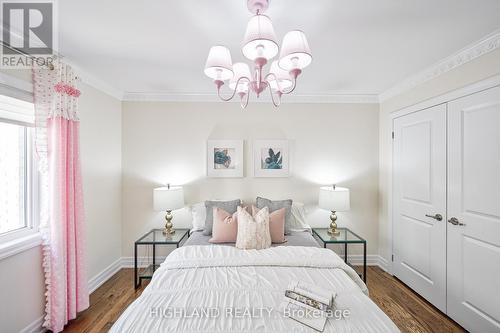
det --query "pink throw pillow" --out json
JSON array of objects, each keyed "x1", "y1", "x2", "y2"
[
  {"x1": 252, "y1": 206, "x2": 286, "y2": 244},
  {"x1": 209, "y1": 207, "x2": 240, "y2": 243}
]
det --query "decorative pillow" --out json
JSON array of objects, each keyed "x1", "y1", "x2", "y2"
[
  {"x1": 256, "y1": 197, "x2": 293, "y2": 234},
  {"x1": 236, "y1": 206, "x2": 271, "y2": 250},
  {"x1": 203, "y1": 199, "x2": 241, "y2": 235},
  {"x1": 289, "y1": 202, "x2": 312, "y2": 232},
  {"x1": 252, "y1": 206, "x2": 286, "y2": 243},
  {"x1": 190, "y1": 202, "x2": 206, "y2": 231},
  {"x1": 209, "y1": 207, "x2": 240, "y2": 243}
]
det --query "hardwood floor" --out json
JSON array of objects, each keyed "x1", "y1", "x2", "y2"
[
  {"x1": 62, "y1": 267, "x2": 466, "y2": 333},
  {"x1": 62, "y1": 269, "x2": 145, "y2": 333},
  {"x1": 367, "y1": 267, "x2": 465, "y2": 333}
]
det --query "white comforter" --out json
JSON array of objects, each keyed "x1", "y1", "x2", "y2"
[{"x1": 110, "y1": 246, "x2": 399, "y2": 333}]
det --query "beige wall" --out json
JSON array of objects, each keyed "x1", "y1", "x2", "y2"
[
  {"x1": 0, "y1": 70, "x2": 122, "y2": 332},
  {"x1": 79, "y1": 82, "x2": 122, "y2": 279},
  {"x1": 0, "y1": 246, "x2": 45, "y2": 333},
  {"x1": 122, "y1": 101, "x2": 380, "y2": 257},
  {"x1": 377, "y1": 47, "x2": 500, "y2": 264}
]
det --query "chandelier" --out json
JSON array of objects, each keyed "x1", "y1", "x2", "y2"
[{"x1": 204, "y1": 0, "x2": 312, "y2": 108}]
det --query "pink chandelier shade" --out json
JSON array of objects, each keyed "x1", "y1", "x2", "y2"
[
  {"x1": 204, "y1": 46, "x2": 234, "y2": 81},
  {"x1": 229, "y1": 62, "x2": 252, "y2": 93},
  {"x1": 278, "y1": 30, "x2": 312, "y2": 71},
  {"x1": 204, "y1": 0, "x2": 311, "y2": 108},
  {"x1": 242, "y1": 14, "x2": 279, "y2": 61},
  {"x1": 267, "y1": 61, "x2": 292, "y2": 92}
]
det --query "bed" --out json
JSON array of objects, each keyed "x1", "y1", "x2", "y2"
[{"x1": 110, "y1": 243, "x2": 399, "y2": 332}]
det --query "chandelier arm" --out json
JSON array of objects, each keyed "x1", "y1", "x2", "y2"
[
  {"x1": 263, "y1": 72, "x2": 298, "y2": 95},
  {"x1": 263, "y1": 72, "x2": 283, "y2": 92},
  {"x1": 280, "y1": 75, "x2": 298, "y2": 95},
  {"x1": 266, "y1": 81, "x2": 282, "y2": 107},
  {"x1": 217, "y1": 76, "x2": 251, "y2": 102},
  {"x1": 240, "y1": 90, "x2": 250, "y2": 109}
]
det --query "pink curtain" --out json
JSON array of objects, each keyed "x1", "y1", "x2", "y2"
[{"x1": 33, "y1": 62, "x2": 89, "y2": 332}]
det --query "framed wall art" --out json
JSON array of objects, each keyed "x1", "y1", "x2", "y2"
[
  {"x1": 207, "y1": 139, "x2": 244, "y2": 178},
  {"x1": 253, "y1": 139, "x2": 289, "y2": 177}
]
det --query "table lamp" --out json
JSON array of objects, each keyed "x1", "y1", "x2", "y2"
[
  {"x1": 153, "y1": 185, "x2": 185, "y2": 235},
  {"x1": 318, "y1": 185, "x2": 350, "y2": 236}
]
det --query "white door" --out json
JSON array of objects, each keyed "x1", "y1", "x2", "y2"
[
  {"x1": 447, "y1": 85, "x2": 500, "y2": 332},
  {"x1": 393, "y1": 104, "x2": 447, "y2": 312}
]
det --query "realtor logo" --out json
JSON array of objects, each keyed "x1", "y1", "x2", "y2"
[{"x1": 1, "y1": 0, "x2": 56, "y2": 68}]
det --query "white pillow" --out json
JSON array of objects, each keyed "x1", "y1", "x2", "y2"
[
  {"x1": 189, "y1": 202, "x2": 206, "y2": 232},
  {"x1": 190, "y1": 200, "x2": 242, "y2": 233},
  {"x1": 289, "y1": 202, "x2": 312, "y2": 232},
  {"x1": 236, "y1": 206, "x2": 271, "y2": 250}
]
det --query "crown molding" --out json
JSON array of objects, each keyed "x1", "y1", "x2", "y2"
[
  {"x1": 79, "y1": 71, "x2": 124, "y2": 101},
  {"x1": 379, "y1": 28, "x2": 500, "y2": 102},
  {"x1": 122, "y1": 91, "x2": 380, "y2": 104}
]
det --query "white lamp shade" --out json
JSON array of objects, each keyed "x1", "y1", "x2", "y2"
[
  {"x1": 278, "y1": 30, "x2": 312, "y2": 71},
  {"x1": 153, "y1": 186, "x2": 185, "y2": 211},
  {"x1": 229, "y1": 62, "x2": 251, "y2": 92},
  {"x1": 268, "y1": 61, "x2": 293, "y2": 91},
  {"x1": 204, "y1": 45, "x2": 234, "y2": 81},
  {"x1": 318, "y1": 186, "x2": 350, "y2": 212},
  {"x1": 242, "y1": 14, "x2": 279, "y2": 61}
]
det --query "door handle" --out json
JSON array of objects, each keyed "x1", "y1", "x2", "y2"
[
  {"x1": 425, "y1": 214, "x2": 443, "y2": 221},
  {"x1": 448, "y1": 217, "x2": 466, "y2": 226}
]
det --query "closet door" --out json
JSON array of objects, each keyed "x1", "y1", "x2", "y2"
[
  {"x1": 393, "y1": 104, "x2": 447, "y2": 312},
  {"x1": 447, "y1": 85, "x2": 500, "y2": 332}
]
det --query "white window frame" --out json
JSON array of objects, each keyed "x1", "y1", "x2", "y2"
[{"x1": 0, "y1": 89, "x2": 41, "y2": 260}]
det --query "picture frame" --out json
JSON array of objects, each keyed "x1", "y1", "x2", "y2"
[
  {"x1": 253, "y1": 139, "x2": 289, "y2": 177},
  {"x1": 207, "y1": 139, "x2": 244, "y2": 178}
]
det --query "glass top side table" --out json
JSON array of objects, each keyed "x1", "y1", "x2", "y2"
[
  {"x1": 134, "y1": 228, "x2": 190, "y2": 288},
  {"x1": 312, "y1": 227, "x2": 367, "y2": 283}
]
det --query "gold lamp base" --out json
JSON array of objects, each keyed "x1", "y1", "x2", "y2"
[
  {"x1": 163, "y1": 210, "x2": 175, "y2": 235},
  {"x1": 327, "y1": 210, "x2": 340, "y2": 236}
]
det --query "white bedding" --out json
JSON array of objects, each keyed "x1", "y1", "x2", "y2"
[{"x1": 111, "y1": 246, "x2": 399, "y2": 332}]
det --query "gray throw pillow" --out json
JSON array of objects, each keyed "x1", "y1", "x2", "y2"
[
  {"x1": 203, "y1": 199, "x2": 241, "y2": 235},
  {"x1": 256, "y1": 197, "x2": 293, "y2": 234}
]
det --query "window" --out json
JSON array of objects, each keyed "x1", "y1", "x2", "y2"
[
  {"x1": 0, "y1": 94, "x2": 39, "y2": 251},
  {"x1": 0, "y1": 121, "x2": 27, "y2": 234}
]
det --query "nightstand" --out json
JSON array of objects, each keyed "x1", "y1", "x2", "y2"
[
  {"x1": 134, "y1": 228, "x2": 190, "y2": 289},
  {"x1": 312, "y1": 227, "x2": 367, "y2": 283}
]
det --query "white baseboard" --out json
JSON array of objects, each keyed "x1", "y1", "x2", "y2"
[
  {"x1": 377, "y1": 256, "x2": 389, "y2": 272},
  {"x1": 121, "y1": 256, "x2": 167, "y2": 268},
  {"x1": 344, "y1": 254, "x2": 382, "y2": 266},
  {"x1": 19, "y1": 316, "x2": 45, "y2": 333},
  {"x1": 88, "y1": 257, "x2": 123, "y2": 293}
]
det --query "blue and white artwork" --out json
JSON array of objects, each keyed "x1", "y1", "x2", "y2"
[
  {"x1": 214, "y1": 148, "x2": 235, "y2": 169},
  {"x1": 254, "y1": 140, "x2": 289, "y2": 177},
  {"x1": 207, "y1": 140, "x2": 244, "y2": 178},
  {"x1": 261, "y1": 148, "x2": 283, "y2": 169}
]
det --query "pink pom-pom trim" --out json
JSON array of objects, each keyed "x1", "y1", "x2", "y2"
[{"x1": 54, "y1": 82, "x2": 81, "y2": 97}]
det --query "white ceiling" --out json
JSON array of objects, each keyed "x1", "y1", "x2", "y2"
[{"x1": 58, "y1": 0, "x2": 500, "y2": 98}]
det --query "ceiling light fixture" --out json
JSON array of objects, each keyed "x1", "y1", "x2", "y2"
[{"x1": 204, "y1": 0, "x2": 312, "y2": 108}]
